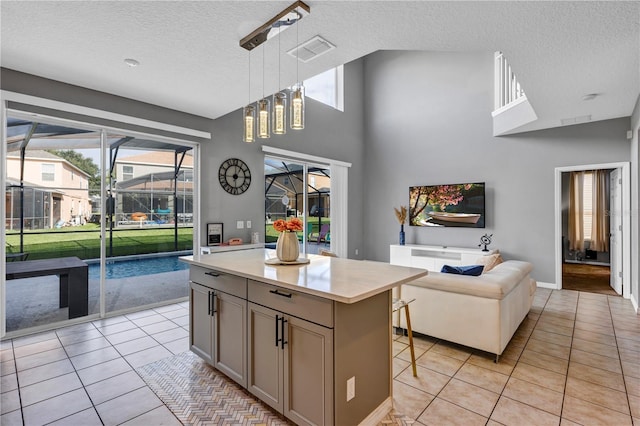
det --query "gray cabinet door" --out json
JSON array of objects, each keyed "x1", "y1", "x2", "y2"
[
  {"x1": 213, "y1": 291, "x2": 247, "y2": 388},
  {"x1": 247, "y1": 301, "x2": 334, "y2": 426},
  {"x1": 247, "y1": 302, "x2": 284, "y2": 413},
  {"x1": 284, "y1": 315, "x2": 334, "y2": 426},
  {"x1": 190, "y1": 282, "x2": 213, "y2": 364}
]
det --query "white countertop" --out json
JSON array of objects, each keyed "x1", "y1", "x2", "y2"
[{"x1": 180, "y1": 249, "x2": 428, "y2": 304}]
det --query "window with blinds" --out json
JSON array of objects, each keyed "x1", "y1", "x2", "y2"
[
  {"x1": 41, "y1": 163, "x2": 55, "y2": 181},
  {"x1": 583, "y1": 171, "x2": 593, "y2": 240}
]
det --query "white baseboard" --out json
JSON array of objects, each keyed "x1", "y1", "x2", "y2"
[
  {"x1": 536, "y1": 281, "x2": 559, "y2": 290},
  {"x1": 632, "y1": 295, "x2": 639, "y2": 313},
  {"x1": 358, "y1": 397, "x2": 392, "y2": 426}
]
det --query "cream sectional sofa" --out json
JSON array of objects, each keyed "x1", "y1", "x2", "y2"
[{"x1": 398, "y1": 260, "x2": 536, "y2": 361}]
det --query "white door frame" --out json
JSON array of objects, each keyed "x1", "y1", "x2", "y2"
[
  {"x1": 609, "y1": 168, "x2": 623, "y2": 294},
  {"x1": 554, "y1": 162, "x2": 631, "y2": 299}
]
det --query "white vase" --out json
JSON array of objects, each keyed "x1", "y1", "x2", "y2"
[{"x1": 276, "y1": 231, "x2": 299, "y2": 262}]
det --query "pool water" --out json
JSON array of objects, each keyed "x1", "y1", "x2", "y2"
[{"x1": 88, "y1": 256, "x2": 189, "y2": 280}]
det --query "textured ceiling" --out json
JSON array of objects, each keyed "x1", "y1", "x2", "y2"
[{"x1": 1, "y1": 1, "x2": 638, "y2": 133}]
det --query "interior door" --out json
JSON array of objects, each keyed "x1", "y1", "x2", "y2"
[{"x1": 609, "y1": 168, "x2": 622, "y2": 295}]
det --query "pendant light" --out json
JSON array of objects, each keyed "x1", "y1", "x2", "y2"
[
  {"x1": 272, "y1": 21, "x2": 287, "y2": 135},
  {"x1": 243, "y1": 52, "x2": 255, "y2": 143},
  {"x1": 290, "y1": 8, "x2": 305, "y2": 130},
  {"x1": 257, "y1": 45, "x2": 271, "y2": 139},
  {"x1": 239, "y1": 2, "x2": 310, "y2": 140}
]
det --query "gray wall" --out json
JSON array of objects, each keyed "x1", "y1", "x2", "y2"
[
  {"x1": 200, "y1": 60, "x2": 366, "y2": 252},
  {"x1": 1, "y1": 64, "x2": 366, "y2": 257},
  {"x1": 362, "y1": 51, "x2": 631, "y2": 284},
  {"x1": 2, "y1": 57, "x2": 636, "y2": 290},
  {"x1": 1, "y1": 68, "x2": 210, "y2": 144}
]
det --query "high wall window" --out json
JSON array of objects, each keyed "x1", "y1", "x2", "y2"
[
  {"x1": 41, "y1": 163, "x2": 55, "y2": 181},
  {"x1": 305, "y1": 65, "x2": 344, "y2": 112}
]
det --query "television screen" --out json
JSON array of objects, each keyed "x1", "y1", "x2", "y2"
[{"x1": 409, "y1": 182, "x2": 485, "y2": 228}]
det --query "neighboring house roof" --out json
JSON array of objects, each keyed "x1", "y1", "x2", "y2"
[
  {"x1": 7, "y1": 150, "x2": 93, "y2": 178},
  {"x1": 117, "y1": 150, "x2": 193, "y2": 168}
]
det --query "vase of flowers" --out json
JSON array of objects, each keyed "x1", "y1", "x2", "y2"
[
  {"x1": 394, "y1": 206, "x2": 407, "y2": 246},
  {"x1": 273, "y1": 218, "x2": 303, "y2": 261}
]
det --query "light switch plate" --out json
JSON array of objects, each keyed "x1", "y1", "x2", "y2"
[
  {"x1": 346, "y1": 376, "x2": 355, "y2": 401},
  {"x1": 236, "y1": 220, "x2": 244, "y2": 229},
  {"x1": 246, "y1": 220, "x2": 252, "y2": 228}
]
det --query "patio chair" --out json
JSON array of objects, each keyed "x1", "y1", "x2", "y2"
[
  {"x1": 316, "y1": 224, "x2": 330, "y2": 244},
  {"x1": 306, "y1": 222, "x2": 314, "y2": 241}
]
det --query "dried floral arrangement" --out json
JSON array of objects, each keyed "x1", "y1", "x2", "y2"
[{"x1": 394, "y1": 206, "x2": 407, "y2": 225}]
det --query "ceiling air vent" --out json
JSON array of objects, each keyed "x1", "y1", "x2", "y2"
[{"x1": 288, "y1": 35, "x2": 335, "y2": 63}]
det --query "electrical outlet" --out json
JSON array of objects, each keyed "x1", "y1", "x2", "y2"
[
  {"x1": 355, "y1": 248, "x2": 359, "y2": 255},
  {"x1": 246, "y1": 220, "x2": 252, "y2": 228},
  {"x1": 236, "y1": 220, "x2": 244, "y2": 229},
  {"x1": 346, "y1": 376, "x2": 355, "y2": 401}
]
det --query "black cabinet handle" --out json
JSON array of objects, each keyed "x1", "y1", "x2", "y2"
[
  {"x1": 275, "y1": 315, "x2": 280, "y2": 347},
  {"x1": 211, "y1": 291, "x2": 217, "y2": 314},
  {"x1": 207, "y1": 291, "x2": 212, "y2": 315},
  {"x1": 205, "y1": 271, "x2": 220, "y2": 277},
  {"x1": 281, "y1": 318, "x2": 288, "y2": 349},
  {"x1": 269, "y1": 289, "x2": 293, "y2": 298}
]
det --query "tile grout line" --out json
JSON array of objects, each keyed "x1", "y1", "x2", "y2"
[
  {"x1": 10, "y1": 305, "x2": 188, "y2": 426},
  {"x1": 557, "y1": 290, "x2": 580, "y2": 424},
  {"x1": 608, "y1": 294, "x2": 634, "y2": 419},
  {"x1": 54, "y1": 319, "x2": 106, "y2": 426},
  {"x1": 483, "y1": 288, "x2": 553, "y2": 424}
]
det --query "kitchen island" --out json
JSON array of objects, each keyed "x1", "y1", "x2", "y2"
[{"x1": 181, "y1": 249, "x2": 427, "y2": 426}]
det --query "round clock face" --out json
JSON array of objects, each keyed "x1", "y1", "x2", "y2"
[{"x1": 218, "y1": 158, "x2": 251, "y2": 195}]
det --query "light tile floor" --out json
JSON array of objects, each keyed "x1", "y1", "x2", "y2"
[
  {"x1": 1, "y1": 288, "x2": 639, "y2": 425},
  {"x1": 390, "y1": 288, "x2": 640, "y2": 425}
]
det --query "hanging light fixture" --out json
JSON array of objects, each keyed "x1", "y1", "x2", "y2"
[
  {"x1": 239, "y1": 1, "x2": 310, "y2": 138},
  {"x1": 272, "y1": 20, "x2": 287, "y2": 135},
  {"x1": 257, "y1": 45, "x2": 271, "y2": 139},
  {"x1": 243, "y1": 52, "x2": 255, "y2": 143},
  {"x1": 290, "y1": 7, "x2": 305, "y2": 130}
]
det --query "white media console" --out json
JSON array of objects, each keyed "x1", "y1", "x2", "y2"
[{"x1": 390, "y1": 244, "x2": 497, "y2": 271}]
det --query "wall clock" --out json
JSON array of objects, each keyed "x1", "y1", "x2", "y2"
[{"x1": 218, "y1": 158, "x2": 251, "y2": 195}]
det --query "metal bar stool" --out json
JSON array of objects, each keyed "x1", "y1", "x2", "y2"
[{"x1": 393, "y1": 298, "x2": 417, "y2": 377}]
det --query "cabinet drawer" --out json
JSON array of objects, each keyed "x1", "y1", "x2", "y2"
[
  {"x1": 248, "y1": 280, "x2": 333, "y2": 328},
  {"x1": 190, "y1": 266, "x2": 247, "y2": 299}
]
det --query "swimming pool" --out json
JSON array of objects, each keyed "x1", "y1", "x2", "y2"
[{"x1": 88, "y1": 255, "x2": 189, "y2": 280}]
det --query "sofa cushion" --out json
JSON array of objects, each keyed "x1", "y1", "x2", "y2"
[
  {"x1": 404, "y1": 260, "x2": 533, "y2": 300},
  {"x1": 475, "y1": 253, "x2": 504, "y2": 273},
  {"x1": 440, "y1": 264, "x2": 484, "y2": 276}
]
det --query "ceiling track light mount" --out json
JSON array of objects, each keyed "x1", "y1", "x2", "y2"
[{"x1": 239, "y1": 1, "x2": 310, "y2": 51}]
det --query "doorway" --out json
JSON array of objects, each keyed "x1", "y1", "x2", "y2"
[
  {"x1": 555, "y1": 162, "x2": 631, "y2": 298},
  {"x1": 264, "y1": 156, "x2": 331, "y2": 255}
]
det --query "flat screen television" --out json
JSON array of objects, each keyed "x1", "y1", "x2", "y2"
[{"x1": 409, "y1": 182, "x2": 485, "y2": 228}]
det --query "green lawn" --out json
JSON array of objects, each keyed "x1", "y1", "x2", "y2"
[
  {"x1": 6, "y1": 224, "x2": 193, "y2": 260},
  {"x1": 264, "y1": 218, "x2": 331, "y2": 243}
]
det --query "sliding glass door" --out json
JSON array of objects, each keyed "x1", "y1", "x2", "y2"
[
  {"x1": 103, "y1": 132, "x2": 193, "y2": 315},
  {"x1": 264, "y1": 156, "x2": 331, "y2": 255},
  {"x1": 3, "y1": 112, "x2": 195, "y2": 336},
  {"x1": 4, "y1": 115, "x2": 103, "y2": 332}
]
